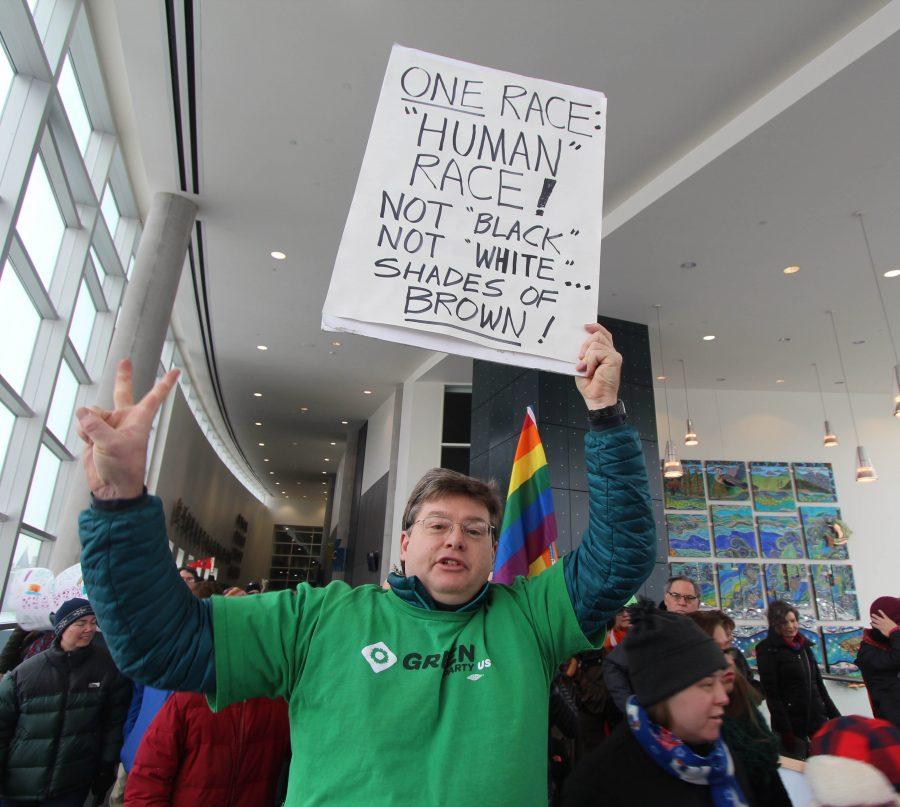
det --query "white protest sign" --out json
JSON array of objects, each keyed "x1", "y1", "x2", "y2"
[
  {"x1": 323, "y1": 45, "x2": 606, "y2": 375},
  {"x1": 10, "y1": 567, "x2": 55, "y2": 630}
]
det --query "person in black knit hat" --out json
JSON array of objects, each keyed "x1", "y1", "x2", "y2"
[
  {"x1": 564, "y1": 602, "x2": 767, "y2": 807},
  {"x1": 0, "y1": 597, "x2": 131, "y2": 806}
]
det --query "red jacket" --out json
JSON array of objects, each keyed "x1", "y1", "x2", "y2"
[{"x1": 124, "y1": 692, "x2": 289, "y2": 806}]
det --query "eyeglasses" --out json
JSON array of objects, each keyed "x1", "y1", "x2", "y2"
[
  {"x1": 411, "y1": 516, "x2": 494, "y2": 540},
  {"x1": 666, "y1": 591, "x2": 698, "y2": 603}
]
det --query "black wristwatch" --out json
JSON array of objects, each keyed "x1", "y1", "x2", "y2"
[{"x1": 587, "y1": 400, "x2": 627, "y2": 431}]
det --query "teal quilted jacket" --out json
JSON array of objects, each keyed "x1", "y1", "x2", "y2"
[{"x1": 80, "y1": 423, "x2": 655, "y2": 693}]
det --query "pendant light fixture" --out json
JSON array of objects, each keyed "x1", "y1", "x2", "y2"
[
  {"x1": 679, "y1": 359, "x2": 698, "y2": 446},
  {"x1": 828, "y1": 310, "x2": 877, "y2": 483},
  {"x1": 811, "y1": 362, "x2": 838, "y2": 448},
  {"x1": 854, "y1": 212, "x2": 900, "y2": 418},
  {"x1": 655, "y1": 305, "x2": 683, "y2": 478}
]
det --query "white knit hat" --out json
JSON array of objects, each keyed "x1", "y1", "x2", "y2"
[{"x1": 806, "y1": 755, "x2": 900, "y2": 807}]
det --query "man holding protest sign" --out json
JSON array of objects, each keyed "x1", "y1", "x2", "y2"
[{"x1": 76, "y1": 322, "x2": 654, "y2": 805}]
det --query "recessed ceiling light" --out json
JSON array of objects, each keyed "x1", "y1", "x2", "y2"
[
  {"x1": 254, "y1": 421, "x2": 262, "y2": 426},
  {"x1": 680, "y1": 261, "x2": 697, "y2": 269},
  {"x1": 883, "y1": 268, "x2": 899, "y2": 278},
  {"x1": 269, "y1": 471, "x2": 274, "y2": 475},
  {"x1": 341, "y1": 420, "x2": 348, "y2": 425},
  {"x1": 256, "y1": 345, "x2": 268, "y2": 351},
  {"x1": 324, "y1": 458, "x2": 330, "y2": 462},
  {"x1": 299, "y1": 406, "x2": 309, "y2": 412},
  {"x1": 330, "y1": 441, "x2": 336, "y2": 446},
  {"x1": 702, "y1": 335, "x2": 716, "y2": 341},
  {"x1": 322, "y1": 482, "x2": 326, "y2": 485},
  {"x1": 258, "y1": 442, "x2": 265, "y2": 446},
  {"x1": 776, "y1": 379, "x2": 785, "y2": 384},
  {"x1": 264, "y1": 458, "x2": 269, "y2": 462},
  {"x1": 253, "y1": 392, "x2": 262, "y2": 398},
  {"x1": 303, "y1": 495, "x2": 307, "y2": 499},
  {"x1": 270, "y1": 251, "x2": 286, "y2": 260},
  {"x1": 297, "y1": 482, "x2": 301, "y2": 485},
  {"x1": 783, "y1": 265, "x2": 800, "y2": 275},
  {"x1": 322, "y1": 471, "x2": 327, "y2": 475},
  {"x1": 656, "y1": 375, "x2": 667, "y2": 381},
  {"x1": 363, "y1": 389, "x2": 373, "y2": 395},
  {"x1": 275, "y1": 482, "x2": 280, "y2": 485},
  {"x1": 331, "y1": 341, "x2": 342, "y2": 347}
]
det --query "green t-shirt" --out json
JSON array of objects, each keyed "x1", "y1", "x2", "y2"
[{"x1": 210, "y1": 561, "x2": 600, "y2": 805}]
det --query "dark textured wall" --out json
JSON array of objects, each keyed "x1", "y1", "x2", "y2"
[
  {"x1": 469, "y1": 315, "x2": 668, "y2": 601},
  {"x1": 347, "y1": 471, "x2": 390, "y2": 586}
]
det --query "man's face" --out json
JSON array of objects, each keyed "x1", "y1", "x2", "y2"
[
  {"x1": 665, "y1": 580, "x2": 700, "y2": 614},
  {"x1": 399, "y1": 494, "x2": 495, "y2": 606},
  {"x1": 179, "y1": 570, "x2": 198, "y2": 590}
]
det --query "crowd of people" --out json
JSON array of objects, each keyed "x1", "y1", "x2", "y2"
[{"x1": 0, "y1": 328, "x2": 895, "y2": 805}]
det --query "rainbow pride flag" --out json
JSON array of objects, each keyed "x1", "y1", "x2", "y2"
[{"x1": 492, "y1": 407, "x2": 558, "y2": 584}]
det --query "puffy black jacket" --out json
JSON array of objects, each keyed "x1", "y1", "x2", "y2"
[
  {"x1": 855, "y1": 629, "x2": 900, "y2": 728},
  {"x1": 0, "y1": 639, "x2": 131, "y2": 800},
  {"x1": 756, "y1": 630, "x2": 839, "y2": 738}
]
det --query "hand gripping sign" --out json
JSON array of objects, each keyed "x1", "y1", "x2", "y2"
[{"x1": 323, "y1": 45, "x2": 606, "y2": 375}]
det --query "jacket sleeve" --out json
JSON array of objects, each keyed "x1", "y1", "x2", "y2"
[
  {"x1": 813, "y1": 655, "x2": 840, "y2": 720},
  {"x1": 756, "y1": 646, "x2": 791, "y2": 733},
  {"x1": 857, "y1": 631, "x2": 900, "y2": 670},
  {"x1": 0, "y1": 673, "x2": 18, "y2": 771},
  {"x1": 124, "y1": 696, "x2": 185, "y2": 805},
  {"x1": 601, "y1": 643, "x2": 632, "y2": 713},
  {"x1": 563, "y1": 424, "x2": 656, "y2": 638},
  {"x1": 0, "y1": 628, "x2": 28, "y2": 675},
  {"x1": 100, "y1": 672, "x2": 135, "y2": 765},
  {"x1": 79, "y1": 496, "x2": 215, "y2": 693},
  {"x1": 122, "y1": 682, "x2": 144, "y2": 745}
]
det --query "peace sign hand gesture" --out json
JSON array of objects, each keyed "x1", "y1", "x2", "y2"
[{"x1": 75, "y1": 359, "x2": 180, "y2": 500}]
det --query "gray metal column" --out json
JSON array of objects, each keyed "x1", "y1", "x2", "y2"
[{"x1": 51, "y1": 193, "x2": 197, "y2": 571}]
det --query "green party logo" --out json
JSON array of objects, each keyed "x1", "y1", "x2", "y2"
[{"x1": 361, "y1": 641, "x2": 398, "y2": 673}]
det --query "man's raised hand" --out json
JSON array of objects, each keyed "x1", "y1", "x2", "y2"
[
  {"x1": 575, "y1": 323, "x2": 622, "y2": 410},
  {"x1": 75, "y1": 359, "x2": 179, "y2": 500}
]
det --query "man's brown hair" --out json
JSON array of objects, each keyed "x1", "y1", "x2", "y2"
[{"x1": 402, "y1": 468, "x2": 503, "y2": 538}]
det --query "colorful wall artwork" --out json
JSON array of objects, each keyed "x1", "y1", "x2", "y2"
[
  {"x1": 801, "y1": 506, "x2": 849, "y2": 560},
  {"x1": 663, "y1": 460, "x2": 706, "y2": 510},
  {"x1": 669, "y1": 562, "x2": 717, "y2": 608},
  {"x1": 666, "y1": 514, "x2": 712, "y2": 557},
  {"x1": 792, "y1": 463, "x2": 837, "y2": 504},
  {"x1": 717, "y1": 563, "x2": 764, "y2": 619},
  {"x1": 800, "y1": 625, "x2": 825, "y2": 668},
  {"x1": 731, "y1": 626, "x2": 767, "y2": 671},
  {"x1": 813, "y1": 564, "x2": 859, "y2": 620},
  {"x1": 704, "y1": 461, "x2": 750, "y2": 502},
  {"x1": 822, "y1": 626, "x2": 863, "y2": 679},
  {"x1": 711, "y1": 505, "x2": 757, "y2": 558},
  {"x1": 757, "y1": 514, "x2": 804, "y2": 559},
  {"x1": 764, "y1": 563, "x2": 812, "y2": 612},
  {"x1": 749, "y1": 462, "x2": 795, "y2": 512}
]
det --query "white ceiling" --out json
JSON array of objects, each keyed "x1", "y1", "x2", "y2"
[{"x1": 90, "y1": 1, "x2": 900, "y2": 495}]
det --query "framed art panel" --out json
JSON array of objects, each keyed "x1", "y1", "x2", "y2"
[
  {"x1": 764, "y1": 563, "x2": 813, "y2": 613},
  {"x1": 717, "y1": 563, "x2": 764, "y2": 620},
  {"x1": 704, "y1": 461, "x2": 750, "y2": 502},
  {"x1": 801, "y1": 506, "x2": 849, "y2": 560},
  {"x1": 731, "y1": 626, "x2": 767, "y2": 671},
  {"x1": 792, "y1": 462, "x2": 837, "y2": 504},
  {"x1": 666, "y1": 514, "x2": 712, "y2": 558},
  {"x1": 749, "y1": 462, "x2": 796, "y2": 512},
  {"x1": 669, "y1": 562, "x2": 717, "y2": 608},
  {"x1": 757, "y1": 514, "x2": 804, "y2": 559},
  {"x1": 800, "y1": 624, "x2": 825, "y2": 669},
  {"x1": 812, "y1": 564, "x2": 859, "y2": 620},
  {"x1": 663, "y1": 460, "x2": 706, "y2": 510},
  {"x1": 711, "y1": 505, "x2": 758, "y2": 558},
  {"x1": 822, "y1": 626, "x2": 863, "y2": 679}
]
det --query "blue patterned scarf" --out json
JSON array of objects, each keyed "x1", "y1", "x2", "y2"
[{"x1": 626, "y1": 697, "x2": 749, "y2": 807}]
